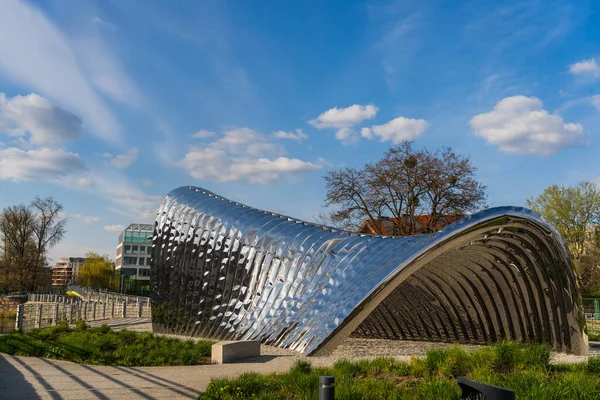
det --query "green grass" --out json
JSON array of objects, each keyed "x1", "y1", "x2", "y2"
[
  {"x1": 199, "y1": 342, "x2": 600, "y2": 400},
  {"x1": 0, "y1": 321, "x2": 214, "y2": 366}
]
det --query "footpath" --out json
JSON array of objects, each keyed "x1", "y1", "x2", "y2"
[{"x1": 0, "y1": 352, "x2": 296, "y2": 400}]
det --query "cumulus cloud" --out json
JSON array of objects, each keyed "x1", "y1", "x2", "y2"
[
  {"x1": 470, "y1": 96, "x2": 585, "y2": 156},
  {"x1": 309, "y1": 104, "x2": 378, "y2": 144},
  {"x1": 104, "y1": 225, "x2": 125, "y2": 232},
  {"x1": 190, "y1": 129, "x2": 216, "y2": 139},
  {"x1": 69, "y1": 214, "x2": 101, "y2": 223},
  {"x1": 179, "y1": 127, "x2": 321, "y2": 184},
  {"x1": 212, "y1": 127, "x2": 279, "y2": 156},
  {"x1": 179, "y1": 148, "x2": 321, "y2": 184},
  {"x1": 0, "y1": 147, "x2": 85, "y2": 181},
  {"x1": 0, "y1": 92, "x2": 83, "y2": 146},
  {"x1": 361, "y1": 117, "x2": 428, "y2": 143},
  {"x1": 569, "y1": 58, "x2": 600, "y2": 76},
  {"x1": 103, "y1": 148, "x2": 139, "y2": 169},
  {"x1": 273, "y1": 129, "x2": 308, "y2": 142}
]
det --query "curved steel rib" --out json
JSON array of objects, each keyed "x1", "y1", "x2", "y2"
[{"x1": 150, "y1": 186, "x2": 587, "y2": 355}]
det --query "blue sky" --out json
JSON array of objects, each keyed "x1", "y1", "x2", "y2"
[{"x1": 0, "y1": 0, "x2": 599, "y2": 263}]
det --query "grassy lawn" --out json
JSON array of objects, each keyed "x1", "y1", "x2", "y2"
[
  {"x1": 200, "y1": 342, "x2": 600, "y2": 400},
  {"x1": 0, "y1": 321, "x2": 214, "y2": 366}
]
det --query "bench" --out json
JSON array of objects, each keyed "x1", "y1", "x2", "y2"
[{"x1": 211, "y1": 340, "x2": 261, "y2": 364}]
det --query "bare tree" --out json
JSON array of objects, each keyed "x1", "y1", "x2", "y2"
[
  {"x1": 0, "y1": 205, "x2": 36, "y2": 291},
  {"x1": 30, "y1": 197, "x2": 67, "y2": 291},
  {"x1": 0, "y1": 197, "x2": 66, "y2": 292},
  {"x1": 322, "y1": 141, "x2": 487, "y2": 235},
  {"x1": 323, "y1": 167, "x2": 386, "y2": 232}
]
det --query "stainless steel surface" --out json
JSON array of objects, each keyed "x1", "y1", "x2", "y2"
[{"x1": 150, "y1": 186, "x2": 587, "y2": 355}]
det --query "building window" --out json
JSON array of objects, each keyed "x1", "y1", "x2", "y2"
[
  {"x1": 124, "y1": 245, "x2": 131, "y2": 254},
  {"x1": 124, "y1": 256, "x2": 137, "y2": 265},
  {"x1": 146, "y1": 257, "x2": 152, "y2": 266},
  {"x1": 147, "y1": 246, "x2": 153, "y2": 256},
  {"x1": 132, "y1": 245, "x2": 139, "y2": 254},
  {"x1": 139, "y1": 246, "x2": 145, "y2": 255},
  {"x1": 139, "y1": 268, "x2": 151, "y2": 277},
  {"x1": 138, "y1": 257, "x2": 145, "y2": 266}
]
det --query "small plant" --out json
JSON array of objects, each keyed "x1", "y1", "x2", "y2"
[{"x1": 75, "y1": 320, "x2": 88, "y2": 331}]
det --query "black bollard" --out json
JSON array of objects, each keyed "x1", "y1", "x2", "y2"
[
  {"x1": 319, "y1": 376, "x2": 335, "y2": 400},
  {"x1": 458, "y1": 377, "x2": 515, "y2": 400}
]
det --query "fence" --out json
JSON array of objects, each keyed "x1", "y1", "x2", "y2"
[
  {"x1": 28, "y1": 292, "x2": 150, "y2": 307},
  {"x1": 0, "y1": 294, "x2": 151, "y2": 334},
  {"x1": 64, "y1": 286, "x2": 151, "y2": 307}
]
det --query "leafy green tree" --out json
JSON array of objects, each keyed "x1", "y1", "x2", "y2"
[
  {"x1": 77, "y1": 252, "x2": 116, "y2": 290},
  {"x1": 526, "y1": 182, "x2": 600, "y2": 260}
]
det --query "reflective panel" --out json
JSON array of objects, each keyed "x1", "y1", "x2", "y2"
[{"x1": 150, "y1": 186, "x2": 587, "y2": 356}]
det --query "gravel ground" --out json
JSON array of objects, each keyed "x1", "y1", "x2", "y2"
[{"x1": 85, "y1": 318, "x2": 598, "y2": 365}]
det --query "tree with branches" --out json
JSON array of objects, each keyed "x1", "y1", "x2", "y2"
[
  {"x1": 0, "y1": 197, "x2": 66, "y2": 292},
  {"x1": 526, "y1": 182, "x2": 600, "y2": 261},
  {"x1": 321, "y1": 141, "x2": 487, "y2": 235}
]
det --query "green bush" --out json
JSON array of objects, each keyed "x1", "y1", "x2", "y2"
[
  {"x1": 199, "y1": 342, "x2": 599, "y2": 400},
  {"x1": 0, "y1": 324, "x2": 214, "y2": 366}
]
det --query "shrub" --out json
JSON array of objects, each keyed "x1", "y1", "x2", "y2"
[
  {"x1": 0, "y1": 325, "x2": 213, "y2": 366},
  {"x1": 75, "y1": 320, "x2": 88, "y2": 331}
]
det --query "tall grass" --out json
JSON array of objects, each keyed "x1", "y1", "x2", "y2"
[
  {"x1": 0, "y1": 321, "x2": 213, "y2": 366},
  {"x1": 199, "y1": 342, "x2": 600, "y2": 400}
]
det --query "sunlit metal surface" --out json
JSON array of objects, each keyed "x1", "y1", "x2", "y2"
[{"x1": 150, "y1": 186, "x2": 587, "y2": 355}]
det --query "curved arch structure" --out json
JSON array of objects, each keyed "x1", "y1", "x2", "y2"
[{"x1": 150, "y1": 186, "x2": 587, "y2": 355}]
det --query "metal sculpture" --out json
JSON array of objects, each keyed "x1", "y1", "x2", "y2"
[{"x1": 150, "y1": 186, "x2": 587, "y2": 356}]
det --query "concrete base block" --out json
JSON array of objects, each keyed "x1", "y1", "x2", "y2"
[{"x1": 211, "y1": 341, "x2": 260, "y2": 364}]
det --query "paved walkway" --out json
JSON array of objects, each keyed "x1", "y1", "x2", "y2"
[{"x1": 0, "y1": 353, "x2": 298, "y2": 399}]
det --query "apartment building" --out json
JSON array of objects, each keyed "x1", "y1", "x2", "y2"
[{"x1": 51, "y1": 257, "x2": 85, "y2": 287}]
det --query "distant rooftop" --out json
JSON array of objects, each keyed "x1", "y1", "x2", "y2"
[{"x1": 125, "y1": 223, "x2": 154, "y2": 231}]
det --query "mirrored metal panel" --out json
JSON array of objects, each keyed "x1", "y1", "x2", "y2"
[{"x1": 150, "y1": 186, "x2": 587, "y2": 356}]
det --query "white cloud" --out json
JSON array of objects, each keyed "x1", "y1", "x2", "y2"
[
  {"x1": 69, "y1": 214, "x2": 101, "y2": 224},
  {"x1": 103, "y1": 148, "x2": 139, "y2": 169},
  {"x1": 591, "y1": 95, "x2": 600, "y2": 110},
  {"x1": 104, "y1": 225, "x2": 125, "y2": 232},
  {"x1": 212, "y1": 127, "x2": 279, "y2": 156},
  {"x1": 470, "y1": 96, "x2": 585, "y2": 156},
  {"x1": 310, "y1": 105, "x2": 378, "y2": 129},
  {"x1": 309, "y1": 104, "x2": 378, "y2": 145},
  {"x1": 179, "y1": 148, "x2": 321, "y2": 184},
  {"x1": 0, "y1": 147, "x2": 85, "y2": 181},
  {"x1": 190, "y1": 129, "x2": 216, "y2": 139},
  {"x1": 273, "y1": 129, "x2": 308, "y2": 142},
  {"x1": 0, "y1": 92, "x2": 83, "y2": 146},
  {"x1": 0, "y1": 1, "x2": 142, "y2": 143},
  {"x1": 569, "y1": 58, "x2": 600, "y2": 76},
  {"x1": 361, "y1": 116, "x2": 428, "y2": 143},
  {"x1": 179, "y1": 127, "x2": 321, "y2": 184}
]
